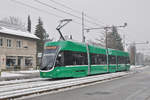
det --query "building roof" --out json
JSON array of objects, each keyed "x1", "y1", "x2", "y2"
[{"x1": 0, "y1": 26, "x2": 39, "y2": 39}]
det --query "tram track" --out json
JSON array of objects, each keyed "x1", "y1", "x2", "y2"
[{"x1": 0, "y1": 72, "x2": 130, "y2": 99}]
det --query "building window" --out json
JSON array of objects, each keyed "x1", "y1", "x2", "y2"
[
  {"x1": 25, "y1": 57, "x2": 33, "y2": 66},
  {"x1": 0, "y1": 38, "x2": 3, "y2": 47},
  {"x1": 7, "y1": 39, "x2": 12, "y2": 47},
  {"x1": 6, "y1": 56, "x2": 16, "y2": 67},
  {"x1": 16, "y1": 40, "x2": 22, "y2": 48}
]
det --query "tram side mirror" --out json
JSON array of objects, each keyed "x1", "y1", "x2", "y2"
[
  {"x1": 57, "y1": 54, "x2": 62, "y2": 60},
  {"x1": 58, "y1": 54, "x2": 62, "y2": 57},
  {"x1": 57, "y1": 54, "x2": 62, "y2": 62},
  {"x1": 56, "y1": 54, "x2": 62, "y2": 66}
]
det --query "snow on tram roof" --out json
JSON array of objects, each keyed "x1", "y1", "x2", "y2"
[{"x1": 0, "y1": 26, "x2": 39, "y2": 39}]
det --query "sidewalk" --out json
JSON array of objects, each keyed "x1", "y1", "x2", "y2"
[{"x1": 0, "y1": 70, "x2": 40, "y2": 81}]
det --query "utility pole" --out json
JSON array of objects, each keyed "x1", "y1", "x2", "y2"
[
  {"x1": 85, "y1": 23, "x2": 127, "y2": 72},
  {"x1": 104, "y1": 27, "x2": 109, "y2": 72},
  {"x1": 82, "y1": 12, "x2": 85, "y2": 42},
  {"x1": 123, "y1": 34, "x2": 126, "y2": 50}
]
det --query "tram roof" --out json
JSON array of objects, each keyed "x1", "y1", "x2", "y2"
[
  {"x1": 108, "y1": 48, "x2": 129, "y2": 56},
  {"x1": 45, "y1": 40, "x2": 129, "y2": 56}
]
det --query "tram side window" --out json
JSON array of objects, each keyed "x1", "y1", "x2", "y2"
[
  {"x1": 91, "y1": 54, "x2": 97, "y2": 64},
  {"x1": 122, "y1": 56, "x2": 126, "y2": 64},
  {"x1": 63, "y1": 51, "x2": 73, "y2": 65},
  {"x1": 117, "y1": 56, "x2": 121, "y2": 64},
  {"x1": 72, "y1": 52, "x2": 87, "y2": 65},
  {"x1": 126, "y1": 57, "x2": 130, "y2": 64},
  {"x1": 63, "y1": 51, "x2": 88, "y2": 66},
  {"x1": 99, "y1": 54, "x2": 107, "y2": 64},
  {"x1": 90, "y1": 53, "x2": 107, "y2": 65},
  {"x1": 124, "y1": 57, "x2": 127, "y2": 64},
  {"x1": 109, "y1": 55, "x2": 116, "y2": 64},
  {"x1": 118, "y1": 56, "x2": 126, "y2": 64},
  {"x1": 118, "y1": 56, "x2": 123, "y2": 64}
]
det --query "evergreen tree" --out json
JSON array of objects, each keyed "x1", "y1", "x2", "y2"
[
  {"x1": 27, "y1": 15, "x2": 31, "y2": 32},
  {"x1": 107, "y1": 26, "x2": 124, "y2": 51},
  {"x1": 35, "y1": 17, "x2": 46, "y2": 53}
]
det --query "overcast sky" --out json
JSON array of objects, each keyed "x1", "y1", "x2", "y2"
[{"x1": 0, "y1": 0, "x2": 150, "y2": 54}]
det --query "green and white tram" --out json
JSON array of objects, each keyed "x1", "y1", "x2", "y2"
[{"x1": 40, "y1": 41, "x2": 130, "y2": 78}]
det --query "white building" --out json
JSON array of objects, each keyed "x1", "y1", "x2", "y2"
[{"x1": 0, "y1": 26, "x2": 39, "y2": 70}]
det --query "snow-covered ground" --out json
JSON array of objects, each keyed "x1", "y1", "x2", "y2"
[
  {"x1": 14, "y1": 70, "x2": 39, "y2": 74},
  {"x1": 130, "y1": 65, "x2": 147, "y2": 68},
  {"x1": 0, "y1": 70, "x2": 39, "y2": 78},
  {"x1": 1, "y1": 72, "x2": 24, "y2": 78},
  {"x1": 130, "y1": 65, "x2": 137, "y2": 69}
]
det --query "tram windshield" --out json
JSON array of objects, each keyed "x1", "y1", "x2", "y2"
[{"x1": 40, "y1": 46, "x2": 58, "y2": 70}]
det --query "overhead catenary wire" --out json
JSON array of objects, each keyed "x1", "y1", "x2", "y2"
[
  {"x1": 48, "y1": 0, "x2": 105, "y2": 25},
  {"x1": 11, "y1": 0, "x2": 65, "y2": 19},
  {"x1": 49, "y1": 0, "x2": 81, "y2": 14},
  {"x1": 11, "y1": 0, "x2": 103, "y2": 28},
  {"x1": 11, "y1": 0, "x2": 91, "y2": 28},
  {"x1": 34, "y1": 0, "x2": 102, "y2": 26},
  {"x1": 84, "y1": 14, "x2": 105, "y2": 25},
  {"x1": 35, "y1": 0, "x2": 81, "y2": 19}
]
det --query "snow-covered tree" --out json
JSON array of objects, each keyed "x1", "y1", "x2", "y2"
[
  {"x1": 107, "y1": 26, "x2": 124, "y2": 51},
  {"x1": 0, "y1": 16, "x2": 26, "y2": 31}
]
